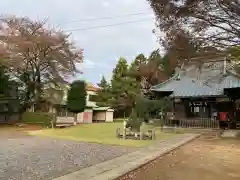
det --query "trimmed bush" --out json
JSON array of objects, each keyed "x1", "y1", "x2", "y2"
[{"x1": 22, "y1": 112, "x2": 56, "y2": 127}]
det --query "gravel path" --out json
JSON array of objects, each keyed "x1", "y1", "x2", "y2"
[{"x1": 0, "y1": 136, "x2": 135, "y2": 180}]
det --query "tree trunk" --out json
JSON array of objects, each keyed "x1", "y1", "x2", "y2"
[
  {"x1": 35, "y1": 70, "x2": 42, "y2": 111},
  {"x1": 74, "y1": 113, "x2": 77, "y2": 126}
]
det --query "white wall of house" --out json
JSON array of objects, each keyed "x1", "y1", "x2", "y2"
[
  {"x1": 106, "y1": 111, "x2": 114, "y2": 122},
  {"x1": 86, "y1": 90, "x2": 97, "y2": 108},
  {"x1": 77, "y1": 112, "x2": 84, "y2": 123}
]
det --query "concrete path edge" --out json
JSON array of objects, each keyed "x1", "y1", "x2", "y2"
[{"x1": 90, "y1": 133, "x2": 201, "y2": 180}]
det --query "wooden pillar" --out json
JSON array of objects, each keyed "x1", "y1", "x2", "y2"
[
  {"x1": 171, "y1": 98, "x2": 175, "y2": 113},
  {"x1": 172, "y1": 98, "x2": 176, "y2": 126}
]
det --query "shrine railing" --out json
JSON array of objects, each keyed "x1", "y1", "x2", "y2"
[{"x1": 160, "y1": 118, "x2": 220, "y2": 129}]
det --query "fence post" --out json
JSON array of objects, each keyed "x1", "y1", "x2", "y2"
[
  {"x1": 51, "y1": 114, "x2": 56, "y2": 129},
  {"x1": 123, "y1": 121, "x2": 127, "y2": 139},
  {"x1": 140, "y1": 123, "x2": 144, "y2": 140},
  {"x1": 116, "y1": 128, "x2": 120, "y2": 138}
]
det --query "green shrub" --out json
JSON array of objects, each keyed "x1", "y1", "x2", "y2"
[
  {"x1": 22, "y1": 112, "x2": 56, "y2": 127},
  {"x1": 127, "y1": 109, "x2": 142, "y2": 132}
]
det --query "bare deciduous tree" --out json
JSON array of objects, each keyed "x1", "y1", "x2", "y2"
[{"x1": 0, "y1": 16, "x2": 83, "y2": 111}]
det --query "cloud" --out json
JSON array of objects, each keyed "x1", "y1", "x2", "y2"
[
  {"x1": 0, "y1": 0, "x2": 159, "y2": 84},
  {"x1": 81, "y1": 59, "x2": 111, "y2": 70},
  {"x1": 102, "y1": 1, "x2": 110, "y2": 8},
  {"x1": 83, "y1": 59, "x2": 96, "y2": 69}
]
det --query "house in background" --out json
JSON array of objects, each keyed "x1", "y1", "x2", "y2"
[{"x1": 55, "y1": 83, "x2": 114, "y2": 124}]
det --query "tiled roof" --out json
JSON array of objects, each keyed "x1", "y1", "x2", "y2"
[
  {"x1": 151, "y1": 71, "x2": 240, "y2": 98},
  {"x1": 86, "y1": 83, "x2": 99, "y2": 92}
]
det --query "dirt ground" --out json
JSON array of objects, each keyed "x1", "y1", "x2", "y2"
[
  {"x1": 0, "y1": 124, "x2": 42, "y2": 138},
  {"x1": 119, "y1": 137, "x2": 240, "y2": 180}
]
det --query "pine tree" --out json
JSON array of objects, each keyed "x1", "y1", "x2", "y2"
[
  {"x1": 111, "y1": 57, "x2": 129, "y2": 106},
  {"x1": 95, "y1": 76, "x2": 112, "y2": 107}
]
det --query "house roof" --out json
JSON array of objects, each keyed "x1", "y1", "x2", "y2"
[
  {"x1": 187, "y1": 53, "x2": 227, "y2": 64},
  {"x1": 151, "y1": 70, "x2": 240, "y2": 98},
  {"x1": 93, "y1": 107, "x2": 114, "y2": 111},
  {"x1": 86, "y1": 83, "x2": 99, "y2": 92}
]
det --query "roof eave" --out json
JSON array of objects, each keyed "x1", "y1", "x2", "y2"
[{"x1": 151, "y1": 73, "x2": 179, "y2": 91}]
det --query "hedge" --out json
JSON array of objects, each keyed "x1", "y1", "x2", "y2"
[{"x1": 22, "y1": 112, "x2": 56, "y2": 127}]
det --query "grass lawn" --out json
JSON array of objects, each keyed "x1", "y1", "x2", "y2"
[
  {"x1": 114, "y1": 118, "x2": 128, "y2": 122},
  {"x1": 28, "y1": 123, "x2": 178, "y2": 147}
]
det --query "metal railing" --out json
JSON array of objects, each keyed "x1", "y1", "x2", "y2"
[{"x1": 160, "y1": 118, "x2": 220, "y2": 129}]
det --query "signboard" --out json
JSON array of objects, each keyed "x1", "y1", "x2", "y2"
[
  {"x1": 202, "y1": 61, "x2": 224, "y2": 71},
  {"x1": 216, "y1": 97, "x2": 229, "y2": 102}
]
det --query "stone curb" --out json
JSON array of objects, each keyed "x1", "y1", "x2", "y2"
[
  {"x1": 52, "y1": 134, "x2": 200, "y2": 180},
  {"x1": 89, "y1": 134, "x2": 200, "y2": 180}
]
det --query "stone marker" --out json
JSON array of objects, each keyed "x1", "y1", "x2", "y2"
[
  {"x1": 140, "y1": 123, "x2": 144, "y2": 140},
  {"x1": 123, "y1": 121, "x2": 127, "y2": 139},
  {"x1": 152, "y1": 128, "x2": 156, "y2": 140},
  {"x1": 116, "y1": 128, "x2": 120, "y2": 138}
]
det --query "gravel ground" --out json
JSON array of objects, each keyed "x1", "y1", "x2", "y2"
[{"x1": 0, "y1": 136, "x2": 134, "y2": 180}]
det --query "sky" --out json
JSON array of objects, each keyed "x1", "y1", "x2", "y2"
[{"x1": 0, "y1": 0, "x2": 160, "y2": 84}]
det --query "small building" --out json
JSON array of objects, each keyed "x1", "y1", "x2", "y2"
[
  {"x1": 151, "y1": 54, "x2": 240, "y2": 129},
  {"x1": 54, "y1": 83, "x2": 114, "y2": 124},
  {"x1": 93, "y1": 107, "x2": 114, "y2": 122}
]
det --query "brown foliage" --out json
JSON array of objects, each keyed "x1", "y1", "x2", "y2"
[
  {"x1": 148, "y1": 0, "x2": 240, "y2": 64},
  {"x1": 133, "y1": 50, "x2": 170, "y2": 95}
]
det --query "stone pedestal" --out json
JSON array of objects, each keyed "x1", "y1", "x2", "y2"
[
  {"x1": 140, "y1": 123, "x2": 145, "y2": 140},
  {"x1": 139, "y1": 132, "x2": 143, "y2": 140}
]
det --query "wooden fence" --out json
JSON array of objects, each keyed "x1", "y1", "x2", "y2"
[{"x1": 160, "y1": 118, "x2": 220, "y2": 129}]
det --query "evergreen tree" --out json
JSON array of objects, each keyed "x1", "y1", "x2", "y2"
[
  {"x1": 229, "y1": 46, "x2": 240, "y2": 73},
  {"x1": 95, "y1": 76, "x2": 112, "y2": 107},
  {"x1": 66, "y1": 80, "x2": 86, "y2": 125},
  {"x1": 0, "y1": 67, "x2": 9, "y2": 95},
  {"x1": 111, "y1": 57, "x2": 129, "y2": 95},
  {"x1": 98, "y1": 76, "x2": 109, "y2": 89},
  {"x1": 110, "y1": 57, "x2": 140, "y2": 116},
  {"x1": 111, "y1": 57, "x2": 129, "y2": 109},
  {"x1": 133, "y1": 54, "x2": 148, "y2": 68}
]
